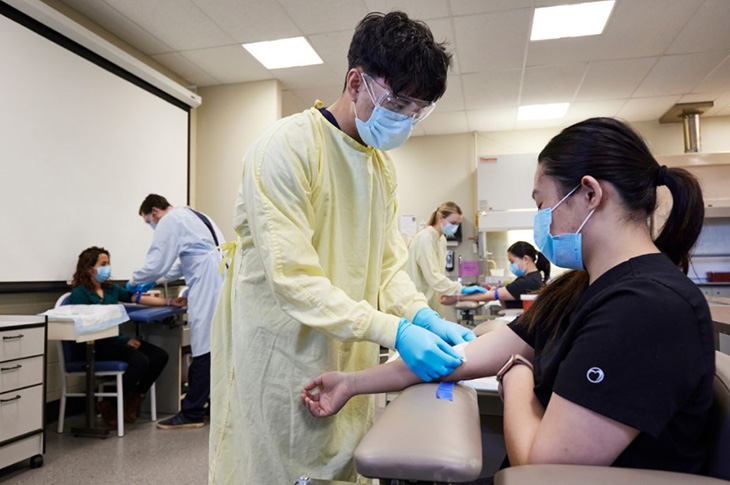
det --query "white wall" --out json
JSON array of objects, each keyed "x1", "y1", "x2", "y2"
[{"x1": 193, "y1": 80, "x2": 281, "y2": 241}]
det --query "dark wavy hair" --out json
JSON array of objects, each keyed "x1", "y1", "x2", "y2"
[
  {"x1": 521, "y1": 118, "x2": 704, "y2": 339},
  {"x1": 139, "y1": 193, "x2": 171, "y2": 216},
  {"x1": 347, "y1": 11, "x2": 452, "y2": 102},
  {"x1": 71, "y1": 246, "x2": 110, "y2": 291},
  {"x1": 508, "y1": 241, "x2": 550, "y2": 283}
]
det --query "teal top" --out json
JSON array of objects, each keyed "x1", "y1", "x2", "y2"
[{"x1": 69, "y1": 284, "x2": 133, "y2": 342}]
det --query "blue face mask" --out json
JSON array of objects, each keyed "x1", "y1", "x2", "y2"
[
  {"x1": 149, "y1": 221, "x2": 156, "y2": 230},
  {"x1": 509, "y1": 261, "x2": 526, "y2": 277},
  {"x1": 533, "y1": 185, "x2": 594, "y2": 270},
  {"x1": 354, "y1": 104, "x2": 414, "y2": 151},
  {"x1": 441, "y1": 222, "x2": 459, "y2": 237},
  {"x1": 95, "y1": 265, "x2": 111, "y2": 283}
]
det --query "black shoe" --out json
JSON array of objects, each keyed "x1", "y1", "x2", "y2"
[{"x1": 156, "y1": 412, "x2": 204, "y2": 430}]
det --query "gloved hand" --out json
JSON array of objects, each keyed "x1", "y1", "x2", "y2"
[
  {"x1": 135, "y1": 281, "x2": 156, "y2": 293},
  {"x1": 395, "y1": 319, "x2": 464, "y2": 382},
  {"x1": 461, "y1": 285, "x2": 487, "y2": 295},
  {"x1": 125, "y1": 281, "x2": 136, "y2": 293},
  {"x1": 412, "y1": 308, "x2": 476, "y2": 346}
]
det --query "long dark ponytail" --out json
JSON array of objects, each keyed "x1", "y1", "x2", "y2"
[
  {"x1": 507, "y1": 241, "x2": 551, "y2": 282},
  {"x1": 521, "y1": 117, "x2": 704, "y2": 337}
]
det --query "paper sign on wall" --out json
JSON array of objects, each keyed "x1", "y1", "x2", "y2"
[
  {"x1": 460, "y1": 261, "x2": 480, "y2": 276},
  {"x1": 400, "y1": 215, "x2": 417, "y2": 235}
]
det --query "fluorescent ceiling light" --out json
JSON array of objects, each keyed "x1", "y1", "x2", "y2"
[
  {"x1": 531, "y1": 1, "x2": 615, "y2": 41},
  {"x1": 243, "y1": 37, "x2": 323, "y2": 70},
  {"x1": 518, "y1": 103, "x2": 570, "y2": 121}
]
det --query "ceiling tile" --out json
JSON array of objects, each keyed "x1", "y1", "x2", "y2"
[
  {"x1": 617, "y1": 95, "x2": 682, "y2": 122},
  {"x1": 420, "y1": 111, "x2": 468, "y2": 135},
  {"x1": 437, "y1": 74, "x2": 465, "y2": 112},
  {"x1": 667, "y1": 0, "x2": 730, "y2": 55},
  {"x1": 151, "y1": 52, "x2": 220, "y2": 86},
  {"x1": 102, "y1": 0, "x2": 235, "y2": 51},
  {"x1": 364, "y1": 0, "x2": 450, "y2": 20},
  {"x1": 634, "y1": 51, "x2": 728, "y2": 97},
  {"x1": 693, "y1": 54, "x2": 730, "y2": 94},
  {"x1": 190, "y1": 0, "x2": 301, "y2": 44},
  {"x1": 514, "y1": 118, "x2": 571, "y2": 131},
  {"x1": 593, "y1": 0, "x2": 704, "y2": 60},
  {"x1": 453, "y1": 8, "x2": 531, "y2": 73},
  {"x1": 449, "y1": 0, "x2": 532, "y2": 17},
  {"x1": 59, "y1": 0, "x2": 172, "y2": 54},
  {"x1": 527, "y1": 36, "x2": 601, "y2": 67},
  {"x1": 520, "y1": 63, "x2": 588, "y2": 105},
  {"x1": 277, "y1": 0, "x2": 370, "y2": 35},
  {"x1": 273, "y1": 64, "x2": 342, "y2": 90},
  {"x1": 411, "y1": 125, "x2": 427, "y2": 137},
  {"x1": 576, "y1": 57, "x2": 657, "y2": 101},
  {"x1": 467, "y1": 108, "x2": 517, "y2": 132},
  {"x1": 462, "y1": 70, "x2": 521, "y2": 110},
  {"x1": 565, "y1": 100, "x2": 625, "y2": 122},
  {"x1": 307, "y1": 30, "x2": 354, "y2": 80},
  {"x1": 180, "y1": 45, "x2": 273, "y2": 84}
]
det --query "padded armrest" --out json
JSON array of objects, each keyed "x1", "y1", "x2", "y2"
[
  {"x1": 495, "y1": 465, "x2": 728, "y2": 485},
  {"x1": 455, "y1": 301, "x2": 484, "y2": 311},
  {"x1": 474, "y1": 319, "x2": 508, "y2": 337},
  {"x1": 354, "y1": 383, "x2": 482, "y2": 483},
  {"x1": 126, "y1": 306, "x2": 185, "y2": 323}
]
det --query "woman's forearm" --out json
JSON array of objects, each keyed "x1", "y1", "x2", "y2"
[
  {"x1": 350, "y1": 359, "x2": 422, "y2": 396},
  {"x1": 139, "y1": 295, "x2": 168, "y2": 306},
  {"x1": 502, "y1": 366, "x2": 544, "y2": 465}
]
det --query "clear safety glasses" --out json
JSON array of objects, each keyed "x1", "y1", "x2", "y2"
[{"x1": 360, "y1": 71, "x2": 435, "y2": 124}]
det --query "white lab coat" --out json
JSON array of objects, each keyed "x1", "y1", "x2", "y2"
[{"x1": 132, "y1": 207, "x2": 224, "y2": 356}]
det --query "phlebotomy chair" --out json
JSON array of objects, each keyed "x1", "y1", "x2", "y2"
[{"x1": 495, "y1": 351, "x2": 730, "y2": 484}]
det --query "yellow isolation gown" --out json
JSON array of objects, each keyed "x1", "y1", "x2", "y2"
[{"x1": 209, "y1": 105, "x2": 429, "y2": 484}]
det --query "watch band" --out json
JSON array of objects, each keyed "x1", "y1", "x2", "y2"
[{"x1": 495, "y1": 354, "x2": 533, "y2": 384}]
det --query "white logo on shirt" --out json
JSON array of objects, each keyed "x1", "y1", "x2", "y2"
[{"x1": 586, "y1": 367, "x2": 604, "y2": 384}]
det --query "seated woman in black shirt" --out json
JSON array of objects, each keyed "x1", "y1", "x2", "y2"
[
  {"x1": 440, "y1": 241, "x2": 550, "y2": 309},
  {"x1": 301, "y1": 118, "x2": 714, "y2": 475},
  {"x1": 69, "y1": 246, "x2": 186, "y2": 428}
]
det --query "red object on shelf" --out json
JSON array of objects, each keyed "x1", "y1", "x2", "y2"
[{"x1": 707, "y1": 272, "x2": 730, "y2": 283}]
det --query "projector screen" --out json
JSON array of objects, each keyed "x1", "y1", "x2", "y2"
[{"x1": 0, "y1": 5, "x2": 189, "y2": 287}]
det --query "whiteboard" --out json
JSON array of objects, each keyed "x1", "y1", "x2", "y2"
[{"x1": 0, "y1": 10, "x2": 188, "y2": 284}]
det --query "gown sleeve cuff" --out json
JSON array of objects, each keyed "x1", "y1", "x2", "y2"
[{"x1": 365, "y1": 312, "x2": 401, "y2": 349}]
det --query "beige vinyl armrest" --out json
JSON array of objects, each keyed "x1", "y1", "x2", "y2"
[
  {"x1": 495, "y1": 465, "x2": 728, "y2": 485},
  {"x1": 354, "y1": 383, "x2": 482, "y2": 483},
  {"x1": 455, "y1": 301, "x2": 484, "y2": 311}
]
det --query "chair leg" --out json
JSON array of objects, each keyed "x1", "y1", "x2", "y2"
[
  {"x1": 116, "y1": 374, "x2": 124, "y2": 437},
  {"x1": 150, "y1": 382, "x2": 157, "y2": 422},
  {"x1": 57, "y1": 390, "x2": 66, "y2": 434}
]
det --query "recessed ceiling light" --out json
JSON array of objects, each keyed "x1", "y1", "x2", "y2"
[
  {"x1": 531, "y1": 1, "x2": 615, "y2": 41},
  {"x1": 518, "y1": 103, "x2": 570, "y2": 121},
  {"x1": 242, "y1": 37, "x2": 323, "y2": 70}
]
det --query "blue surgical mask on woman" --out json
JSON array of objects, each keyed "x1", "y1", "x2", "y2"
[
  {"x1": 95, "y1": 265, "x2": 111, "y2": 283},
  {"x1": 533, "y1": 184, "x2": 594, "y2": 270},
  {"x1": 441, "y1": 222, "x2": 459, "y2": 237},
  {"x1": 509, "y1": 261, "x2": 526, "y2": 277},
  {"x1": 354, "y1": 104, "x2": 414, "y2": 151}
]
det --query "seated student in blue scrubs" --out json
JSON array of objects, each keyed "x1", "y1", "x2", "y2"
[
  {"x1": 69, "y1": 246, "x2": 186, "y2": 428},
  {"x1": 440, "y1": 241, "x2": 550, "y2": 309},
  {"x1": 302, "y1": 118, "x2": 714, "y2": 476}
]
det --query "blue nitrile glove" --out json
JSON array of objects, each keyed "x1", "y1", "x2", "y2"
[
  {"x1": 395, "y1": 319, "x2": 463, "y2": 382},
  {"x1": 461, "y1": 285, "x2": 487, "y2": 295},
  {"x1": 135, "y1": 281, "x2": 156, "y2": 293},
  {"x1": 125, "y1": 281, "x2": 136, "y2": 293},
  {"x1": 412, "y1": 308, "x2": 476, "y2": 345}
]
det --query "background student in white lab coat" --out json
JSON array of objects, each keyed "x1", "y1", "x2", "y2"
[{"x1": 127, "y1": 193, "x2": 224, "y2": 430}]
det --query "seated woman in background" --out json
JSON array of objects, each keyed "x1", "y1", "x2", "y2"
[
  {"x1": 69, "y1": 246, "x2": 185, "y2": 428},
  {"x1": 302, "y1": 118, "x2": 714, "y2": 475},
  {"x1": 440, "y1": 241, "x2": 550, "y2": 309}
]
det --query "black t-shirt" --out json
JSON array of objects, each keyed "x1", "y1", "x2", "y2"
[
  {"x1": 508, "y1": 253, "x2": 715, "y2": 474},
  {"x1": 504, "y1": 271, "x2": 543, "y2": 309}
]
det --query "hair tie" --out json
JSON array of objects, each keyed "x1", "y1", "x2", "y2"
[{"x1": 655, "y1": 165, "x2": 667, "y2": 187}]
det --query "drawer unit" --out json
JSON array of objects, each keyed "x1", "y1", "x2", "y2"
[
  {"x1": 0, "y1": 355, "x2": 44, "y2": 394},
  {"x1": 0, "y1": 316, "x2": 46, "y2": 470},
  {"x1": 0, "y1": 327, "x2": 45, "y2": 362}
]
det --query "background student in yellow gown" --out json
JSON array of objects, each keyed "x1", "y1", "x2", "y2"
[{"x1": 209, "y1": 11, "x2": 475, "y2": 484}]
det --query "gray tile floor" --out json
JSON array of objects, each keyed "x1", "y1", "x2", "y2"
[{"x1": 0, "y1": 413, "x2": 208, "y2": 484}]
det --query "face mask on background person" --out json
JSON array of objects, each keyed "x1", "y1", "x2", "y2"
[
  {"x1": 95, "y1": 265, "x2": 111, "y2": 283},
  {"x1": 441, "y1": 222, "x2": 459, "y2": 237},
  {"x1": 509, "y1": 260, "x2": 526, "y2": 277},
  {"x1": 533, "y1": 184, "x2": 594, "y2": 270}
]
